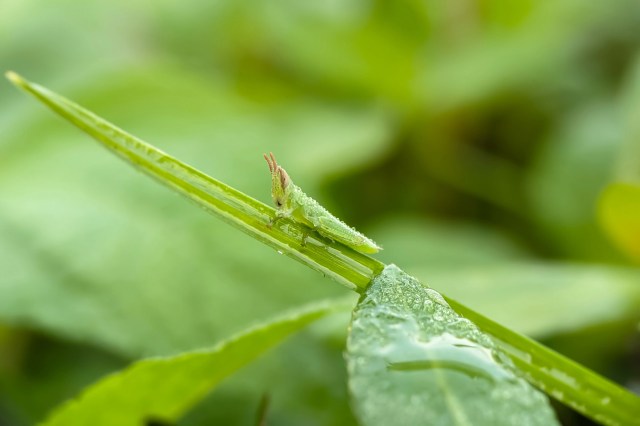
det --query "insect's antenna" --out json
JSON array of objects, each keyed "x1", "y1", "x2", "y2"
[
  {"x1": 263, "y1": 153, "x2": 274, "y2": 173},
  {"x1": 269, "y1": 152, "x2": 278, "y2": 170}
]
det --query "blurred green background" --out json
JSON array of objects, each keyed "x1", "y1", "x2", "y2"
[{"x1": 2, "y1": 0, "x2": 640, "y2": 424}]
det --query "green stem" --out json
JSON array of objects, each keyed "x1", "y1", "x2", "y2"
[{"x1": 446, "y1": 296, "x2": 640, "y2": 426}]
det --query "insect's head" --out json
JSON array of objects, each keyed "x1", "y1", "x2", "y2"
[{"x1": 264, "y1": 152, "x2": 292, "y2": 211}]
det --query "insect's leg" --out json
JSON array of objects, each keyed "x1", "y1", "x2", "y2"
[
  {"x1": 300, "y1": 227, "x2": 311, "y2": 247},
  {"x1": 267, "y1": 214, "x2": 285, "y2": 229},
  {"x1": 300, "y1": 225, "x2": 327, "y2": 248}
]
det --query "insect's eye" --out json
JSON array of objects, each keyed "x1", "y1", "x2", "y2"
[{"x1": 276, "y1": 200, "x2": 282, "y2": 207}]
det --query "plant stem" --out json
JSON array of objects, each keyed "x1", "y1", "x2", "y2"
[{"x1": 446, "y1": 296, "x2": 640, "y2": 426}]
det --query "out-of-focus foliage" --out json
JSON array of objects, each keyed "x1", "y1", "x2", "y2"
[
  {"x1": 2, "y1": 0, "x2": 640, "y2": 424},
  {"x1": 43, "y1": 299, "x2": 351, "y2": 426},
  {"x1": 600, "y1": 183, "x2": 640, "y2": 262},
  {"x1": 598, "y1": 60, "x2": 640, "y2": 262}
]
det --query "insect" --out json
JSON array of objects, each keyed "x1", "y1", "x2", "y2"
[{"x1": 264, "y1": 152, "x2": 381, "y2": 254}]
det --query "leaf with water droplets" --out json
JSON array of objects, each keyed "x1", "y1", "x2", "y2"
[{"x1": 346, "y1": 265, "x2": 559, "y2": 426}]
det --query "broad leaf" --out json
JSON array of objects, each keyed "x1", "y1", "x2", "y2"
[{"x1": 346, "y1": 265, "x2": 559, "y2": 426}]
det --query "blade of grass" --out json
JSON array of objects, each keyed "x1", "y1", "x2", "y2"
[
  {"x1": 446, "y1": 297, "x2": 640, "y2": 426},
  {"x1": 7, "y1": 71, "x2": 640, "y2": 425},
  {"x1": 4, "y1": 71, "x2": 383, "y2": 291}
]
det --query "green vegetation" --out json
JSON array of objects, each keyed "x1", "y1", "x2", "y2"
[{"x1": 2, "y1": 1, "x2": 640, "y2": 424}]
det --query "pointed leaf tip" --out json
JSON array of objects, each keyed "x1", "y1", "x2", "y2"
[{"x1": 5, "y1": 71, "x2": 22, "y2": 84}]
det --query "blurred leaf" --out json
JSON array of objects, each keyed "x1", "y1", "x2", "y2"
[
  {"x1": 598, "y1": 57, "x2": 640, "y2": 262},
  {"x1": 374, "y1": 216, "x2": 529, "y2": 268},
  {"x1": 179, "y1": 324, "x2": 357, "y2": 426},
  {"x1": 346, "y1": 264, "x2": 559, "y2": 426},
  {"x1": 0, "y1": 0, "x2": 155, "y2": 114},
  {"x1": 154, "y1": 0, "x2": 636, "y2": 112},
  {"x1": 526, "y1": 101, "x2": 623, "y2": 260},
  {"x1": 0, "y1": 334, "x2": 126, "y2": 426},
  {"x1": 422, "y1": 263, "x2": 640, "y2": 338},
  {"x1": 616, "y1": 56, "x2": 640, "y2": 183},
  {"x1": 43, "y1": 298, "x2": 351, "y2": 426},
  {"x1": 2, "y1": 67, "x2": 392, "y2": 196},
  {"x1": 598, "y1": 183, "x2": 640, "y2": 262}
]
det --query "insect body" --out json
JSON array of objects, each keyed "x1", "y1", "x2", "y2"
[{"x1": 264, "y1": 152, "x2": 381, "y2": 254}]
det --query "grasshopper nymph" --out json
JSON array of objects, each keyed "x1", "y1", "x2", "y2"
[{"x1": 264, "y1": 152, "x2": 381, "y2": 254}]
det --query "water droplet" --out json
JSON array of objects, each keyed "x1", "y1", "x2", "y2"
[
  {"x1": 385, "y1": 333, "x2": 516, "y2": 384},
  {"x1": 277, "y1": 250, "x2": 283, "y2": 255}
]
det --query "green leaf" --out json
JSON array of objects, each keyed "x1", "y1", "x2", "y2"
[
  {"x1": 616, "y1": 57, "x2": 640, "y2": 184},
  {"x1": 526, "y1": 100, "x2": 624, "y2": 260},
  {"x1": 598, "y1": 182, "x2": 640, "y2": 262},
  {"x1": 42, "y1": 298, "x2": 351, "y2": 426},
  {"x1": 0, "y1": 333, "x2": 126, "y2": 425},
  {"x1": 174, "y1": 0, "x2": 620, "y2": 111},
  {"x1": 598, "y1": 59, "x2": 640, "y2": 262},
  {"x1": 374, "y1": 216, "x2": 529, "y2": 269},
  {"x1": 346, "y1": 264, "x2": 559, "y2": 426}
]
